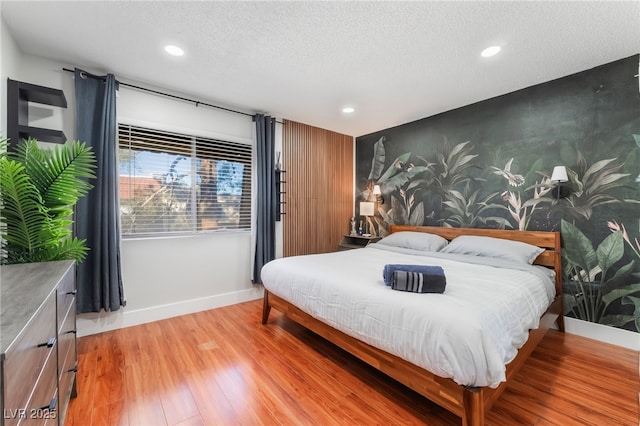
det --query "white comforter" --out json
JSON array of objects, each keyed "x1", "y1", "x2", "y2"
[{"x1": 260, "y1": 244, "x2": 555, "y2": 388}]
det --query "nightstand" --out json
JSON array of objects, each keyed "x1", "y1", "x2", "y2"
[{"x1": 338, "y1": 235, "x2": 382, "y2": 251}]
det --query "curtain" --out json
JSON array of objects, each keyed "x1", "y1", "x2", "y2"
[
  {"x1": 252, "y1": 114, "x2": 276, "y2": 284},
  {"x1": 74, "y1": 68, "x2": 125, "y2": 313}
]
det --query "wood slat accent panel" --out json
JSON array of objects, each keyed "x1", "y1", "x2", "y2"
[{"x1": 283, "y1": 120, "x2": 353, "y2": 256}]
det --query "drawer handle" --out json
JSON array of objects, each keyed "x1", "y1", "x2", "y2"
[
  {"x1": 38, "y1": 397, "x2": 57, "y2": 411},
  {"x1": 68, "y1": 366, "x2": 78, "y2": 373},
  {"x1": 66, "y1": 328, "x2": 78, "y2": 335},
  {"x1": 66, "y1": 289, "x2": 77, "y2": 295},
  {"x1": 37, "y1": 337, "x2": 56, "y2": 348}
]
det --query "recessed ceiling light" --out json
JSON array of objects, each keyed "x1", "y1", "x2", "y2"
[
  {"x1": 481, "y1": 45, "x2": 501, "y2": 58},
  {"x1": 342, "y1": 107, "x2": 355, "y2": 114},
  {"x1": 164, "y1": 45, "x2": 184, "y2": 57}
]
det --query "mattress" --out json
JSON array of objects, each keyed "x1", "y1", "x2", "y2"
[{"x1": 260, "y1": 243, "x2": 555, "y2": 388}]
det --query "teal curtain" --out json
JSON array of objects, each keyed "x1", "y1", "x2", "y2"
[
  {"x1": 252, "y1": 114, "x2": 276, "y2": 284},
  {"x1": 74, "y1": 68, "x2": 125, "y2": 312}
]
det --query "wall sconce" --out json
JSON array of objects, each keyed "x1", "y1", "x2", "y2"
[
  {"x1": 372, "y1": 184, "x2": 384, "y2": 204},
  {"x1": 359, "y1": 201, "x2": 375, "y2": 237},
  {"x1": 550, "y1": 166, "x2": 569, "y2": 199}
]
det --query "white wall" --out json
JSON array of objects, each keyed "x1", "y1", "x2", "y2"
[
  {"x1": 1, "y1": 13, "x2": 71, "y2": 140},
  {"x1": 82, "y1": 83, "x2": 271, "y2": 336},
  {"x1": 1, "y1": 15, "x2": 21, "y2": 137},
  {"x1": 17, "y1": 54, "x2": 73, "y2": 141},
  {"x1": 0, "y1": 41, "x2": 282, "y2": 336}
]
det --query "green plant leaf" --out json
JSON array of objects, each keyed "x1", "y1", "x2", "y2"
[
  {"x1": 621, "y1": 296, "x2": 640, "y2": 331},
  {"x1": 602, "y1": 283, "x2": 640, "y2": 305},
  {"x1": 598, "y1": 314, "x2": 635, "y2": 327},
  {"x1": 481, "y1": 216, "x2": 513, "y2": 228},
  {"x1": 447, "y1": 140, "x2": 470, "y2": 161},
  {"x1": 0, "y1": 137, "x2": 8, "y2": 157},
  {"x1": 367, "y1": 136, "x2": 386, "y2": 181},
  {"x1": 390, "y1": 195, "x2": 408, "y2": 224},
  {"x1": 582, "y1": 158, "x2": 616, "y2": 184},
  {"x1": 406, "y1": 178, "x2": 429, "y2": 192},
  {"x1": 561, "y1": 219, "x2": 597, "y2": 273},
  {"x1": 0, "y1": 158, "x2": 55, "y2": 252},
  {"x1": 563, "y1": 294, "x2": 579, "y2": 316},
  {"x1": 596, "y1": 231, "x2": 624, "y2": 273},
  {"x1": 611, "y1": 260, "x2": 636, "y2": 281},
  {"x1": 1, "y1": 138, "x2": 96, "y2": 264},
  {"x1": 17, "y1": 139, "x2": 96, "y2": 212},
  {"x1": 378, "y1": 152, "x2": 412, "y2": 183},
  {"x1": 408, "y1": 201, "x2": 424, "y2": 226},
  {"x1": 381, "y1": 166, "x2": 429, "y2": 194}
]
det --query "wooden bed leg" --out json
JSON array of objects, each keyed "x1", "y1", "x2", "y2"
[
  {"x1": 556, "y1": 313, "x2": 565, "y2": 333},
  {"x1": 261, "y1": 290, "x2": 271, "y2": 325},
  {"x1": 462, "y1": 386, "x2": 484, "y2": 426}
]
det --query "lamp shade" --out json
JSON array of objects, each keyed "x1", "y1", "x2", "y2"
[
  {"x1": 360, "y1": 201, "x2": 375, "y2": 216},
  {"x1": 550, "y1": 166, "x2": 568, "y2": 183},
  {"x1": 372, "y1": 185, "x2": 382, "y2": 195}
]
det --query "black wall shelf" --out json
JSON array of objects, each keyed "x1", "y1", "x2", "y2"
[{"x1": 7, "y1": 78, "x2": 68, "y2": 148}]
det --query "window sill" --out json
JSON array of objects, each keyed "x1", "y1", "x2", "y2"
[{"x1": 122, "y1": 228, "x2": 250, "y2": 242}]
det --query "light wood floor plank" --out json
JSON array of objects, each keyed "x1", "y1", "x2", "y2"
[{"x1": 67, "y1": 300, "x2": 639, "y2": 425}]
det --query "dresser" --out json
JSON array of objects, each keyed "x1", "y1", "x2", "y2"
[{"x1": 1, "y1": 260, "x2": 77, "y2": 426}]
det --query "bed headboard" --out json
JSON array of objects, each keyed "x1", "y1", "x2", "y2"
[{"x1": 389, "y1": 225, "x2": 562, "y2": 293}]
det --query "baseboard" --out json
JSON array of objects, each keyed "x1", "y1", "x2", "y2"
[
  {"x1": 77, "y1": 286, "x2": 264, "y2": 337},
  {"x1": 564, "y1": 317, "x2": 639, "y2": 351},
  {"x1": 78, "y1": 290, "x2": 639, "y2": 352}
]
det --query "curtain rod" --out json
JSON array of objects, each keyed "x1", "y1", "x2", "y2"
[{"x1": 62, "y1": 67, "x2": 282, "y2": 123}]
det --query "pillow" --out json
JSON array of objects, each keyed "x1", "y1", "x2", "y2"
[
  {"x1": 439, "y1": 235, "x2": 544, "y2": 264},
  {"x1": 376, "y1": 231, "x2": 448, "y2": 252}
]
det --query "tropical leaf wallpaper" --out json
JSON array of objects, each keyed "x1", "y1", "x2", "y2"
[{"x1": 355, "y1": 55, "x2": 640, "y2": 333}]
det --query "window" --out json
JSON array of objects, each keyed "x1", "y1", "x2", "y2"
[{"x1": 118, "y1": 124, "x2": 252, "y2": 236}]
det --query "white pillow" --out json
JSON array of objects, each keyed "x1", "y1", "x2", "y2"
[
  {"x1": 439, "y1": 235, "x2": 544, "y2": 264},
  {"x1": 376, "y1": 231, "x2": 448, "y2": 252}
]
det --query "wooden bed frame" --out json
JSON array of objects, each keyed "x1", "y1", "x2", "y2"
[{"x1": 261, "y1": 225, "x2": 563, "y2": 426}]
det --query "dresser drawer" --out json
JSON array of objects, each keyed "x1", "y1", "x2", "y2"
[
  {"x1": 3, "y1": 293, "x2": 57, "y2": 419},
  {"x1": 57, "y1": 282, "x2": 78, "y2": 426},
  {"x1": 20, "y1": 350, "x2": 58, "y2": 426},
  {"x1": 58, "y1": 299, "x2": 76, "y2": 374},
  {"x1": 58, "y1": 297, "x2": 76, "y2": 371},
  {"x1": 56, "y1": 267, "x2": 75, "y2": 331},
  {"x1": 57, "y1": 358, "x2": 76, "y2": 426}
]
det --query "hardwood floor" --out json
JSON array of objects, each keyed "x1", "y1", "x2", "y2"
[{"x1": 66, "y1": 300, "x2": 639, "y2": 426}]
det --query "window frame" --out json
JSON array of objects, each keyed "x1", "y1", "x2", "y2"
[{"x1": 117, "y1": 120, "x2": 253, "y2": 239}]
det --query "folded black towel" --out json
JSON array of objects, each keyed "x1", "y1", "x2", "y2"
[
  {"x1": 383, "y1": 264, "x2": 445, "y2": 287},
  {"x1": 385, "y1": 265, "x2": 446, "y2": 293}
]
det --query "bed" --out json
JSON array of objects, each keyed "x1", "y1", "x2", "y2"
[{"x1": 260, "y1": 225, "x2": 563, "y2": 426}]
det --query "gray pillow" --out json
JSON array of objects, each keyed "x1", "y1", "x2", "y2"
[
  {"x1": 439, "y1": 235, "x2": 544, "y2": 264},
  {"x1": 376, "y1": 231, "x2": 448, "y2": 252}
]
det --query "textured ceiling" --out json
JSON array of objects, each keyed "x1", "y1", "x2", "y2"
[{"x1": 2, "y1": 1, "x2": 639, "y2": 137}]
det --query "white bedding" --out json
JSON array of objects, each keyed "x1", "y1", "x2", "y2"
[{"x1": 260, "y1": 244, "x2": 555, "y2": 388}]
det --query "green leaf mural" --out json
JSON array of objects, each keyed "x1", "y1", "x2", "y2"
[
  {"x1": 367, "y1": 136, "x2": 386, "y2": 181},
  {"x1": 441, "y1": 188, "x2": 510, "y2": 228},
  {"x1": 561, "y1": 220, "x2": 638, "y2": 328},
  {"x1": 563, "y1": 152, "x2": 633, "y2": 222},
  {"x1": 355, "y1": 55, "x2": 640, "y2": 332},
  {"x1": 622, "y1": 296, "x2": 640, "y2": 331}
]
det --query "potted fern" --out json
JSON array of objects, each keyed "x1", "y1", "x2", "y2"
[{"x1": 0, "y1": 137, "x2": 96, "y2": 264}]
